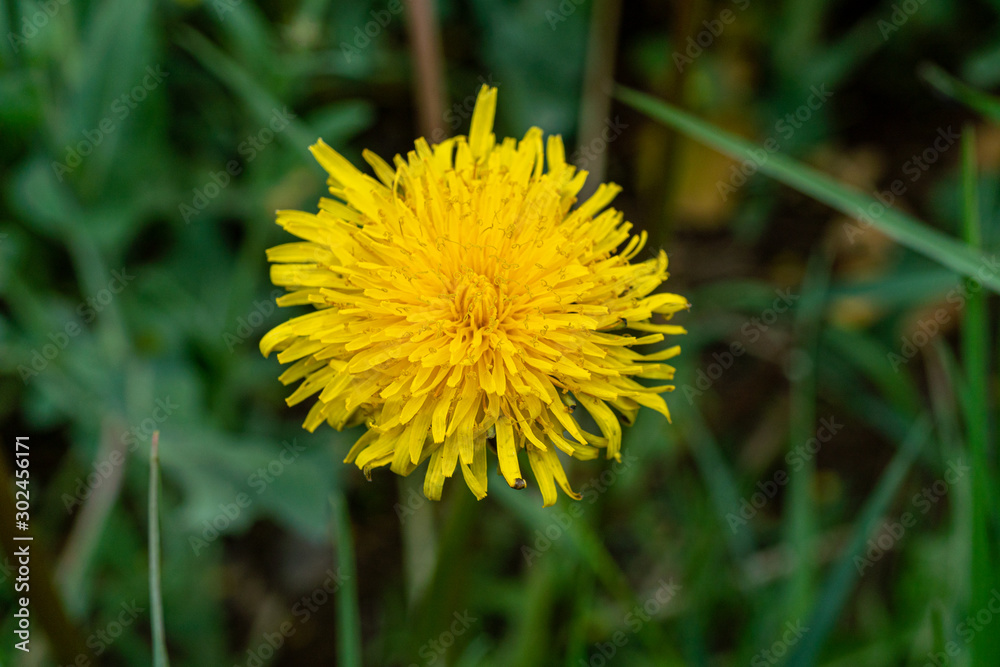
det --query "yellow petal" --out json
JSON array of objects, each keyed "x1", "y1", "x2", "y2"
[
  {"x1": 527, "y1": 447, "x2": 557, "y2": 507},
  {"x1": 423, "y1": 447, "x2": 446, "y2": 500},
  {"x1": 495, "y1": 415, "x2": 523, "y2": 488},
  {"x1": 576, "y1": 394, "x2": 622, "y2": 461},
  {"x1": 460, "y1": 434, "x2": 488, "y2": 500},
  {"x1": 468, "y1": 85, "x2": 497, "y2": 159},
  {"x1": 310, "y1": 139, "x2": 369, "y2": 191}
]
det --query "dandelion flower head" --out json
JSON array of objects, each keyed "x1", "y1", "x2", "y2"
[{"x1": 261, "y1": 86, "x2": 687, "y2": 506}]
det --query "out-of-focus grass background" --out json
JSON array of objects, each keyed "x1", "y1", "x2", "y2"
[{"x1": 2, "y1": 0, "x2": 999, "y2": 665}]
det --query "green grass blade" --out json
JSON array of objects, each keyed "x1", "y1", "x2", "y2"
[
  {"x1": 683, "y1": 405, "x2": 756, "y2": 563},
  {"x1": 959, "y1": 124, "x2": 1000, "y2": 664},
  {"x1": 174, "y1": 27, "x2": 318, "y2": 153},
  {"x1": 615, "y1": 86, "x2": 1000, "y2": 294},
  {"x1": 331, "y1": 491, "x2": 363, "y2": 667},
  {"x1": 495, "y1": 489, "x2": 680, "y2": 662},
  {"x1": 149, "y1": 432, "x2": 171, "y2": 667},
  {"x1": 496, "y1": 489, "x2": 636, "y2": 607},
  {"x1": 920, "y1": 63, "x2": 1000, "y2": 122},
  {"x1": 783, "y1": 254, "x2": 830, "y2": 619},
  {"x1": 398, "y1": 475, "x2": 437, "y2": 604},
  {"x1": 785, "y1": 416, "x2": 931, "y2": 666},
  {"x1": 564, "y1": 567, "x2": 595, "y2": 667}
]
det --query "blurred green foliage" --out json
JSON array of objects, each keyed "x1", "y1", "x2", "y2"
[{"x1": 1, "y1": 0, "x2": 999, "y2": 665}]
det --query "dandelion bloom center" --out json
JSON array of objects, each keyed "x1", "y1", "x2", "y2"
[{"x1": 261, "y1": 86, "x2": 687, "y2": 506}]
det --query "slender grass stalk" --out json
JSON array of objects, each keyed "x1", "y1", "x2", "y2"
[
  {"x1": 495, "y1": 488, "x2": 680, "y2": 662},
  {"x1": 564, "y1": 565, "x2": 595, "y2": 667},
  {"x1": 174, "y1": 27, "x2": 317, "y2": 152},
  {"x1": 647, "y1": 0, "x2": 705, "y2": 249},
  {"x1": 920, "y1": 64, "x2": 1000, "y2": 122},
  {"x1": 959, "y1": 125, "x2": 999, "y2": 664},
  {"x1": 331, "y1": 491, "x2": 362, "y2": 667},
  {"x1": 783, "y1": 254, "x2": 830, "y2": 620},
  {"x1": 683, "y1": 405, "x2": 755, "y2": 564},
  {"x1": 57, "y1": 419, "x2": 130, "y2": 616},
  {"x1": 615, "y1": 86, "x2": 1000, "y2": 294},
  {"x1": 149, "y1": 431, "x2": 170, "y2": 667},
  {"x1": 786, "y1": 417, "x2": 930, "y2": 666},
  {"x1": 576, "y1": 0, "x2": 622, "y2": 200},
  {"x1": 398, "y1": 474, "x2": 437, "y2": 605},
  {"x1": 404, "y1": 0, "x2": 446, "y2": 138},
  {"x1": 406, "y1": 489, "x2": 476, "y2": 661}
]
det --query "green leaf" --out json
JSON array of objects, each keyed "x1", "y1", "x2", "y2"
[
  {"x1": 331, "y1": 491, "x2": 363, "y2": 667},
  {"x1": 920, "y1": 63, "x2": 1000, "y2": 122},
  {"x1": 159, "y1": 428, "x2": 336, "y2": 542},
  {"x1": 959, "y1": 124, "x2": 1000, "y2": 664},
  {"x1": 615, "y1": 86, "x2": 1000, "y2": 294},
  {"x1": 149, "y1": 432, "x2": 171, "y2": 667},
  {"x1": 786, "y1": 417, "x2": 931, "y2": 666},
  {"x1": 174, "y1": 27, "x2": 319, "y2": 154}
]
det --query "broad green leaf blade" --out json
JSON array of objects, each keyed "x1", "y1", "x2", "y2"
[{"x1": 615, "y1": 86, "x2": 1000, "y2": 294}]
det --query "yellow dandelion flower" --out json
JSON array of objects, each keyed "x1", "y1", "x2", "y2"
[{"x1": 261, "y1": 86, "x2": 687, "y2": 506}]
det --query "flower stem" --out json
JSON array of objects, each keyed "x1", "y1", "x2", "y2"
[
  {"x1": 149, "y1": 431, "x2": 170, "y2": 667},
  {"x1": 404, "y1": 0, "x2": 446, "y2": 138},
  {"x1": 331, "y1": 490, "x2": 363, "y2": 667}
]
